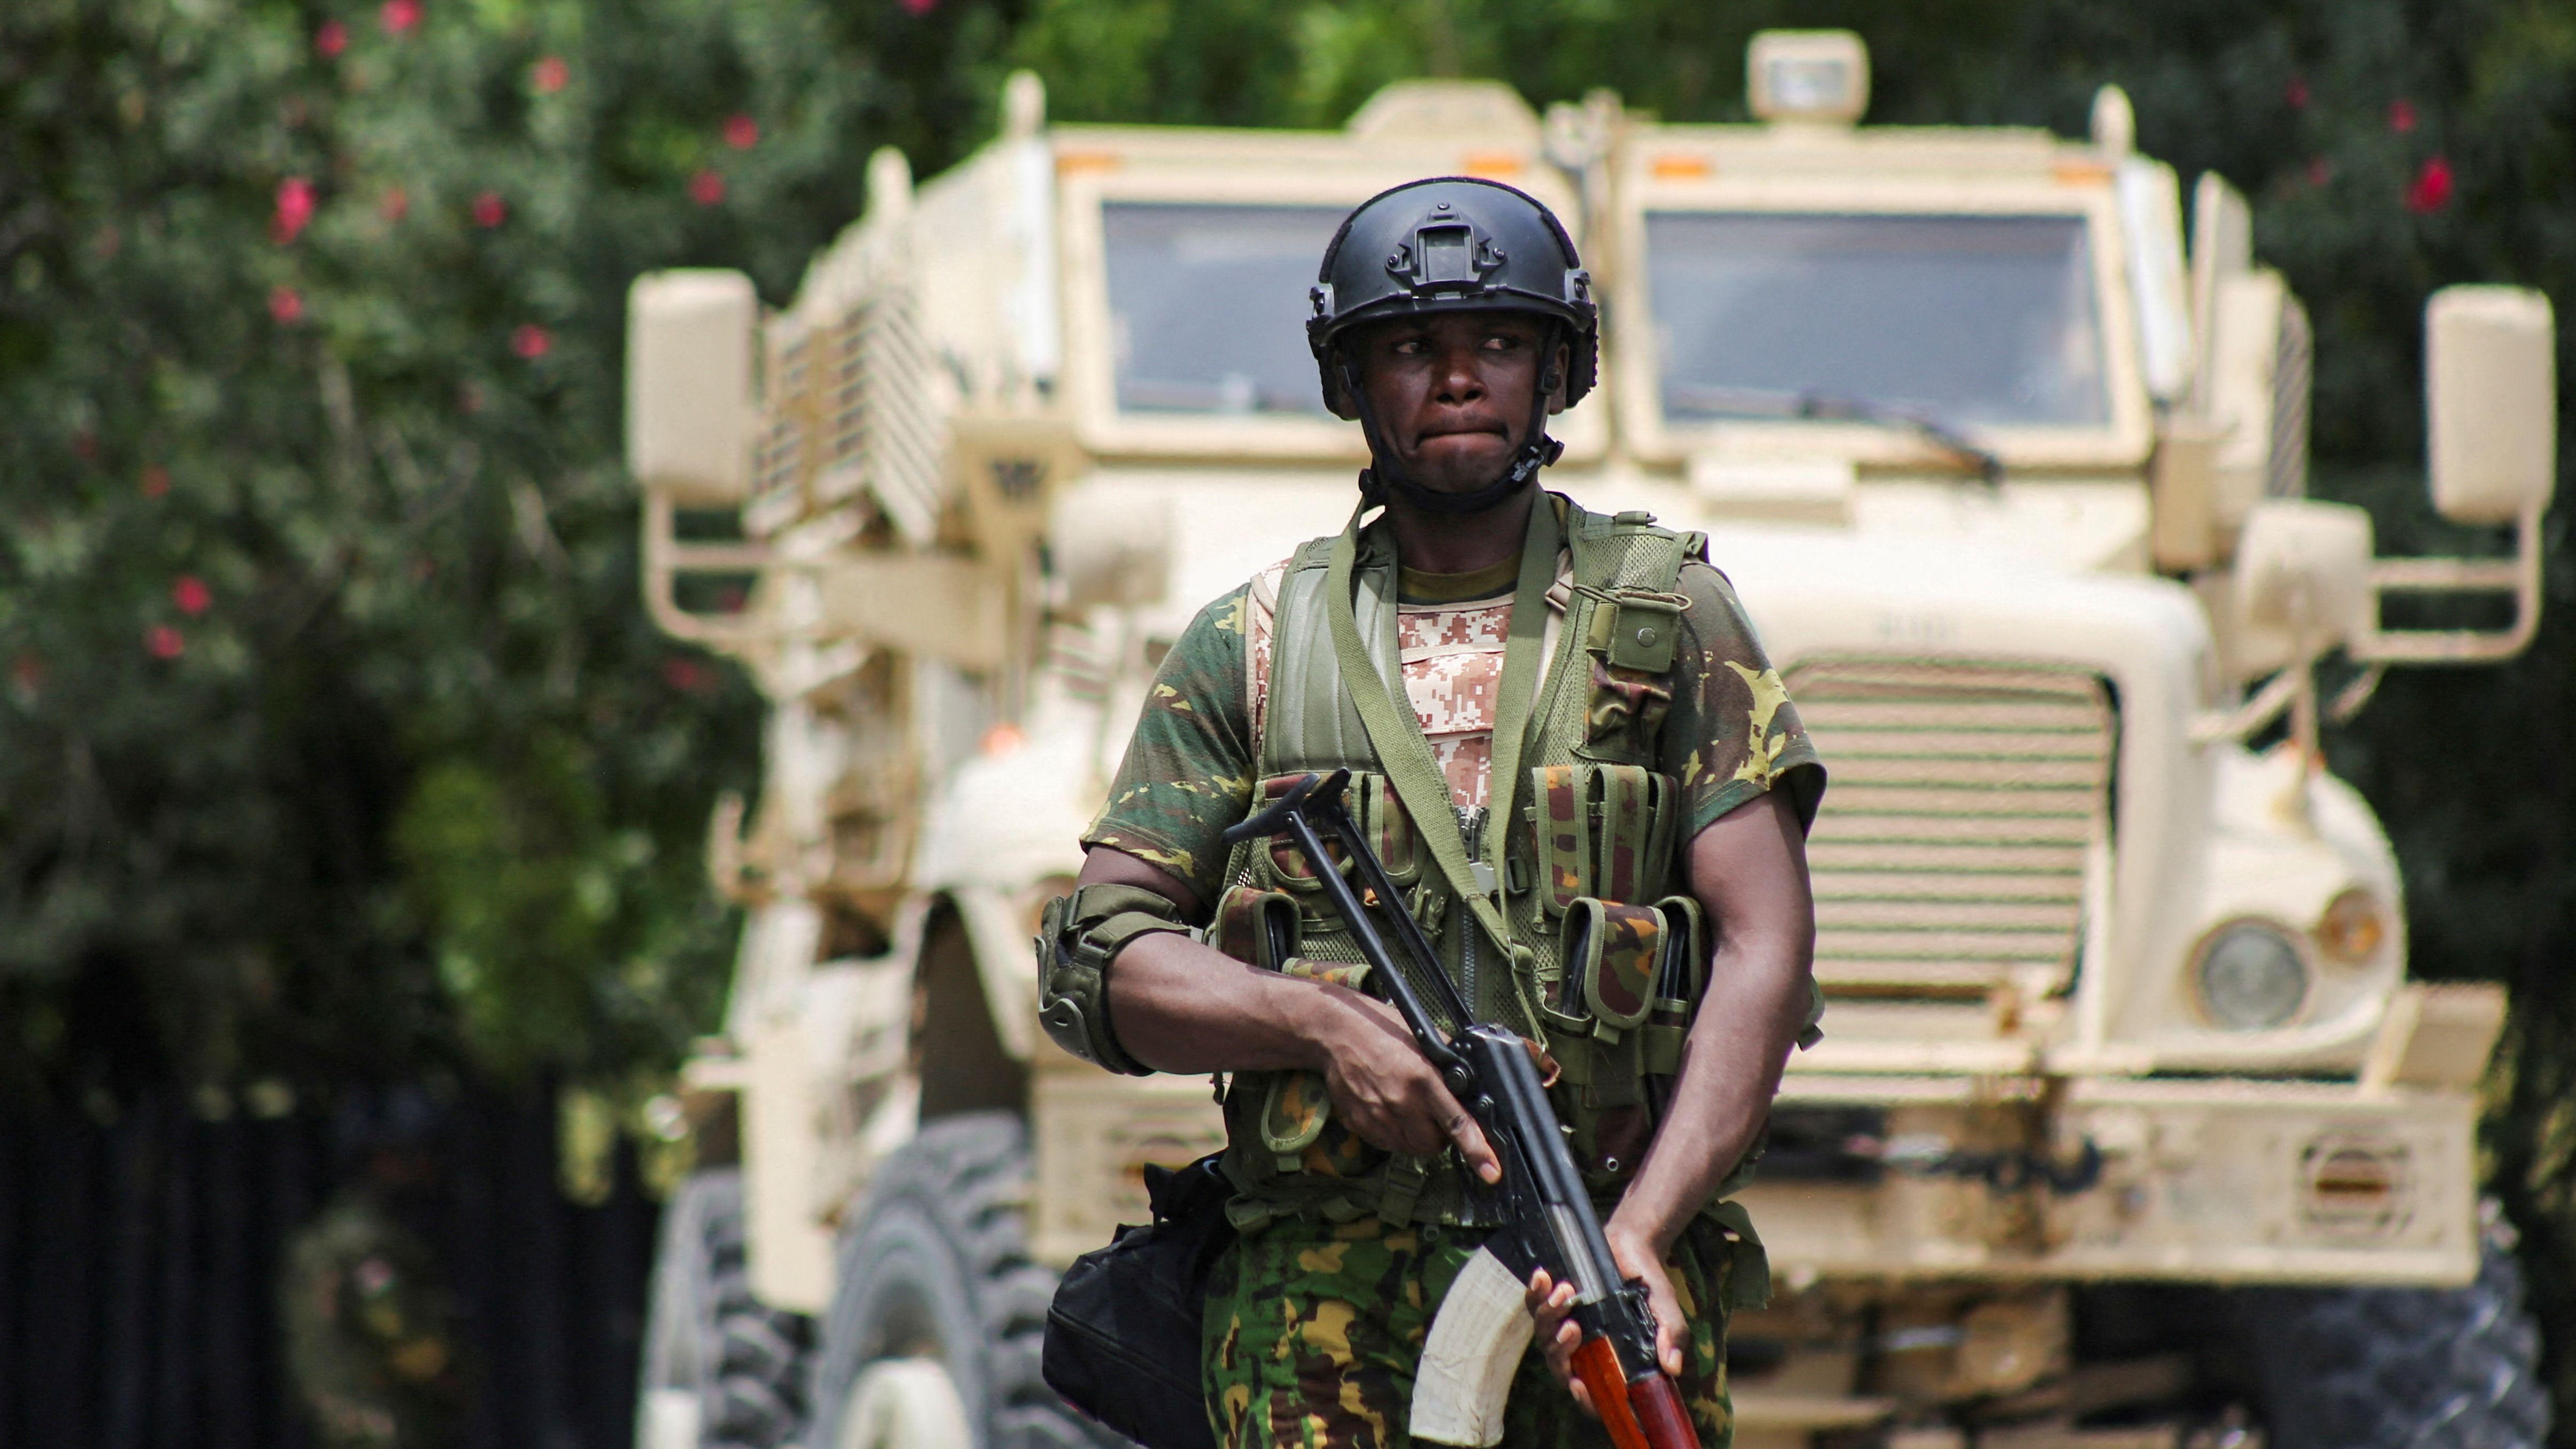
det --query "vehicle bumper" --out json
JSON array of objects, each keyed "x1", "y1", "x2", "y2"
[{"x1": 1745, "y1": 1072, "x2": 2482, "y2": 1288}]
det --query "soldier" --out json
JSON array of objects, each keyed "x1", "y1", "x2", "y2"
[{"x1": 1041, "y1": 176, "x2": 1825, "y2": 1447}]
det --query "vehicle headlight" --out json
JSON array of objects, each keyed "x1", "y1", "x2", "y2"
[
  {"x1": 2192, "y1": 919, "x2": 2310, "y2": 1030},
  {"x1": 2314, "y1": 887, "x2": 2389, "y2": 964}
]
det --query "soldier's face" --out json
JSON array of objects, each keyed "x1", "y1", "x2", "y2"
[{"x1": 1354, "y1": 311, "x2": 1568, "y2": 494}]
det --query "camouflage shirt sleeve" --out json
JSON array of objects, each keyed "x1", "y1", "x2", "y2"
[
  {"x1": 1662, "y1": 560, "x2": 1827, "y2": 839},
  {"x1": 1080, "y1": 585, "x2": 1259, "y2": 909}
]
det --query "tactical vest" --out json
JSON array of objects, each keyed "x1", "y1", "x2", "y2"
[{"x1": 1209, "y1": 497, "x2": 1726, "y2": 1232}]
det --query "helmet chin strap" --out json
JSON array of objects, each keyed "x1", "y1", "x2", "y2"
[{"x1": 1342, "y1": 326, "x2": 1566, "y2": 517}]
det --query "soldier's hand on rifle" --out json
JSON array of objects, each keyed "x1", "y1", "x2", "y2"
[
  {"x1": 1525, "y1": 1220, "x2": 1689, "y2": 1415},
  {"x1": 1312, "y1": 991, "x2": 1502, "y2": 1183}
]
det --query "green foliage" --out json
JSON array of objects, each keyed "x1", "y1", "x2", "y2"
[{"x1": 0, "y1": 0, "x2": 1027, "y2": 1097}]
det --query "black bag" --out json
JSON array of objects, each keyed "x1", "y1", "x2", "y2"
[{"x1": 1042, "y1": 1152, "x2": 1236, "y2": 1449}]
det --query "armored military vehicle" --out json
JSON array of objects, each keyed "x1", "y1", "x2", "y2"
[{"x1": 625, "y1": 32, "x2": 2556, "y2": 1449}]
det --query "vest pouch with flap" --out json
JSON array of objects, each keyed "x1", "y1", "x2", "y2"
[
  {"x1": 1590, "y1": 765, "x2": 1673, "y2": 905},
  {"x1": 1254, "y1": 959, "x2": 1383, "y2": 1181},
  {"x1": 1250, "y1": 957, "x2": 1386, "y2": 1176},
  {"x1": 1643, "y1": 894, "x2": 1706, "y2": 1078},
  {"x1": 1209, "y1": 883, "x2": 1300, "y2": 971},
  {"x1": 1254, "y1": 771, "x2": 1416, "y2": 893},
  {"x1": 1526, "y1": 763, "x2": 1679, "y2": 916},
  {"x1": 1531, "y1": 763, "x2": 1592, "y2": 916},
  {"x1": 1559, "y1": 897, "x2": 1665, "y2": 1039},
  {"x1": 1580, "y1": 587, "x2": 1687, "y2": 757}
]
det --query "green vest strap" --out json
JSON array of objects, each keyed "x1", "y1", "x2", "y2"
[{"x1": 1322, "y1": 497, "x2": 1557, "y2": 1032}]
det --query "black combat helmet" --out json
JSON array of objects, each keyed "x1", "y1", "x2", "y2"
[{"x1": 1307, "y1": 177, "x2": 1598, "y2": 512}]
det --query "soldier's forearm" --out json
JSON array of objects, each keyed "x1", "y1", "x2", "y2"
[
  {"x1": 1070, "y1": 842, "x2": 1362, "y2": 1076},
  {"x1": 1612, "y1": 940, "x2": 1811, "y2": 1253},
  {"x1": 1103, "y1": 928, "x2": 1367, "y2": 1076},
  {"x1": 1614, "y1": 789, "x2": 1817, "y2": 1253}
]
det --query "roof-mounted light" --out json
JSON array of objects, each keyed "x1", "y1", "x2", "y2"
[{"x1": 1747, "y1": 30, "x2": 1870, "y2": 126}]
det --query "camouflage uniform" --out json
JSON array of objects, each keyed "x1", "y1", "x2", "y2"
[
  {"x1": 1202, "y1": 1214, "x2": 1738, "y2": 1449},
  {"x1": 1086, "y1": 499, "x2": 1823, "y2": 1449}
]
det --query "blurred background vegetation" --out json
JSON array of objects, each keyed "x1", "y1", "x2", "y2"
[{"x1": 3, "y1": 0, "x2": 2571, "y2": 1435}]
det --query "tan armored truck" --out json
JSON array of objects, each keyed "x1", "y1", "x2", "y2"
[{"x1": 626, "y1": 33, "x2": 2556, "y2": 1449}]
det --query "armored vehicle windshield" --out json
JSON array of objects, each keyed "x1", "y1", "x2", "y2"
[
  {"x1": 1103, "y1": 201, "x2": 1343, "y2": 416},
  {"x1": 1645, "y1": 210, "x2": 2110, "y2": 429}
]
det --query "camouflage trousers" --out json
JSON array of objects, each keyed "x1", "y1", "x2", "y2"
[{"x1": 1201, "y1": 1214, "x2": 1734, "y2": 1449}]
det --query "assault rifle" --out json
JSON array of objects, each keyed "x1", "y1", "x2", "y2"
[{"x1": 1222, "y1": 770, "x2": 1700, "y2": 1449}]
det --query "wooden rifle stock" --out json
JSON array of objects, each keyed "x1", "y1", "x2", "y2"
[{"x1": 1571, "y1": 1337, "x2": 1699, "y2": 1449}]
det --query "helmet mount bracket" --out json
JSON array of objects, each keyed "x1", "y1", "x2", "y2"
[{"x1": 1388, "y1": 220, "x2": 1507, "y2": 290}]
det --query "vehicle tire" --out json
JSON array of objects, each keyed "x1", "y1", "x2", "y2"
[
  {"x1": 2234, "y1": 1215, "x2": 2551, "y2": 1449},
  {"x1": 809, "y1": 1112, "x2": 1119, "y2": 1449},
  {"x1": 637, "y1": 1167, "x2": 816, "y2": 1449}
]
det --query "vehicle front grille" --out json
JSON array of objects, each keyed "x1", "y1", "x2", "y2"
[{"x1": 1787, "y1": 658, "x2": 2116, "y2": 998}]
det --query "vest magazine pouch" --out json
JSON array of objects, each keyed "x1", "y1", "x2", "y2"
[
  {"x1": 1527, "y1": 764, "x2": 1679, "y2": 918},
  {"x1": 1256, "y1": 771, "x2": 1416, "y2": 894},
  {"x1": 1355, "y1": 771, "x2": 1419, "y2": 887},
  {"x1": 1280, "y1": 955, "x2": 1370, "y2": 993},
  {"x1": 1253, "y1": 773, "x2": 1333, "y2": 889},
  {"x1": 1210, "y1": 884, "x2": 1300, "y2": 970},
  {"x1": 1588, "y1": 764, "x2": 1673, "y2": 905},
  {"x1": 1257, "y1": 1070, "x2": 1334, "y2": 1167},
  {"x1": 1644, "y1": 894, "x2": 1706, "y2": 1077},
  {"x1": 1529, "y1": 763, "x2": 1591, "y2": 915},
  {"x1": 1561, "y1": 896, "x2": 1664, "y2": 1036}
]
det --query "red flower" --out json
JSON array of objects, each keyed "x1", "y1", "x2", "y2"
[
  {"x1": 146, "y1": 626, "x2": 186, "y2": 660},
  {"x1": 902, "y1": 0, "x2": 936, "y2": 13},
  {"x1": 662, "y1": 656, "x2": 711, "y2": 693},
  {"x1": 380, "y1": 185, "x2": 410, "y2": 223},
  {"x1": 2284, "y1": 76, "x2": 2310, "y2": 110},
  {"x1": 689, "y1": 168, "x2": 726, "y2": 206},
  {"x1": 2306, "y1": 157, "x2": 2332, "y2": 187},
  {"x1": 273, "y1": 176, "x2": 317, "y2": 244},
  {"x1": 173, "y1": 576, "x2": 212, "y2": 615},
  {"x1": 532, "y1": 55, "x2": 570, "y2": 93},
  {"x1": 723, "y1": 113, "x2": 759, "y2": 150},
  {"x1": 270, "y1": 286, "x2": 305, "y2": 324},
  {"x1": 472, "y1": 190, "x2": 507, "y2": 228},
  {"x1": 512, "y1": 324, "x2": 551, "y2": 359},
  {"x1": 316, "y1": 20, "x2": 349, "y2": 57},
  {"x1": 2388, "y1": 98, "x2": 2418, "y2": 134},
  {"x1": 141, "y1": 464, "x2": 171, "y2": 499},
  {"x1": 2406, "y1": 155, "x2": 2455, "y2": 213},
  {"x1": 381, "y1": 0, "x2": 420, "y2": 35}
]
